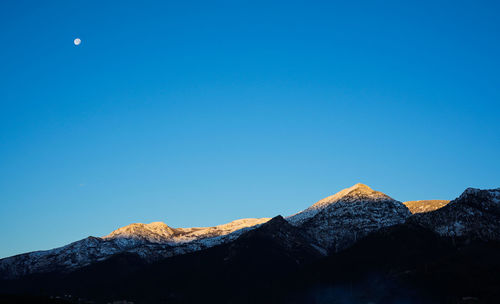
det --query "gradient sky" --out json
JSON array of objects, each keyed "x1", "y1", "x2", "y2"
[{"x1": 1, "y1": 0, "x2": 499, "y2": 258}]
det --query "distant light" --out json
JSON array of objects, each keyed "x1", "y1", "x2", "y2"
[{"x1": 74, "y1": 38, "x2": 81, "y2": 46}]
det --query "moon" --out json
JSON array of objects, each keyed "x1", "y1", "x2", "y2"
[{"x1": 74, "y1": 38, "x2": 81, "y2": 46}]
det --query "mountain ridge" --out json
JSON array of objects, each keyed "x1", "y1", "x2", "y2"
[
  {"x1": 2, "y1": 184, "x2": 498, "y2": 280},
  {"x1": 0, "y1": 217, "x2": 271, "y2": 279},
  {"x1": 104, "y1": 217, "x2": 271, "y2": 244},
  {"x1": 2, "y1": 184, "x2": 500, "y2": 303}
]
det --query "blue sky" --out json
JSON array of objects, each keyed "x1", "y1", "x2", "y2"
[{"x1": 1, "y1": 0, "x2": 499, "y2": 258}]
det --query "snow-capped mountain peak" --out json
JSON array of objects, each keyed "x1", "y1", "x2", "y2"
[
  {"x1": 310, "y1": 183, "x2": 393, "y2": 208},
  {"x1": 103, "y1": 218, "x2": 271, "y2": 244},
  {"x1": 287, "y1": 183, "x2": 397, "y2": 225},
  {"x1": 104, "y1": 222, "x2": 176, "y2": 243},
  {"x1": 286, "y1": 184, "x2": 410, "y2": 253}
]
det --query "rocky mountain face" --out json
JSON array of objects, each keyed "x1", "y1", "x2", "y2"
[
  {"x1": 410, "y1": 187, "x2": 500, "y2": 242},
  {"x1": 287, "y1": 183, "x2": 399, "y2": 225},
  {"x1": 403, "y1": 200, "x2": 450, "y2": 214},
  {"x1": 289, "y1": 183, "x2": 412, "y2": 252},
  {"x1": 0, "y1": 218, "x2": 270, "y2": 279}
]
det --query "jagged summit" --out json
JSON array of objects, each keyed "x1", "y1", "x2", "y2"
[{"x1": 287, "y1": 183, "x2": 397, "y2": 225}]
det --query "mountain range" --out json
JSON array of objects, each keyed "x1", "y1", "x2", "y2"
[{"x1": 1, "y1": 183, "x2": 499, "y2": 304}]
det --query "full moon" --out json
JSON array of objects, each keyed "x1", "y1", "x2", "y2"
[{"x1": 74, "y1": 38, "x2": 81, "y2": 46}]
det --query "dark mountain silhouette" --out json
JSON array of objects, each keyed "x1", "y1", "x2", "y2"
[
  {"x1": 0, "y1": 216, "x2": 323, "y2": 303},
  {"x1": 281, "y1": 223, "x2": 500, "y2": 304}
]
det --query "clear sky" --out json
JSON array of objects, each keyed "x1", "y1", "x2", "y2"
[{"x1": 1, "y1": 0, "x2": 499, "y2": 258}]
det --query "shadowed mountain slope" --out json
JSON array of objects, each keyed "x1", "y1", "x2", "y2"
[{"x1": 0, "y1": 216, "x2": 322, "y2": 303}]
